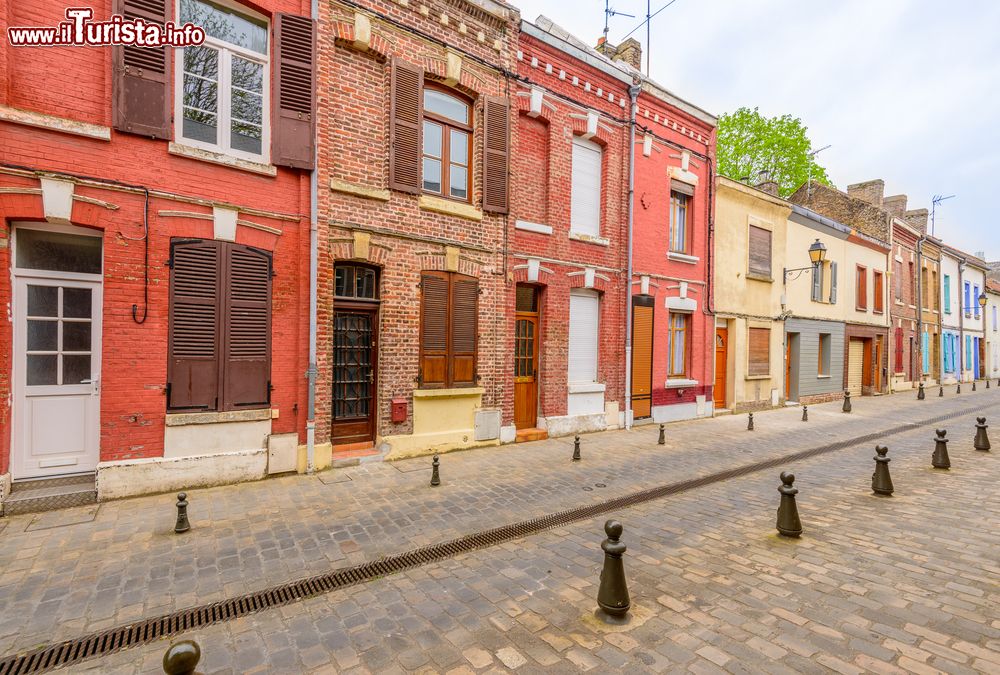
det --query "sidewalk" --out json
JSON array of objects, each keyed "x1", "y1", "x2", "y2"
[{"x1": 0, "y1": 387, "x2": 997, "y2": 660}]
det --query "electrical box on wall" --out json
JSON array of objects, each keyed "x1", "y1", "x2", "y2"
[{"x1": 391, "y1": 398, "x2": 408, "y2": 423}]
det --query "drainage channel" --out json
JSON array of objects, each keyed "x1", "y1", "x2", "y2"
[{"x1": 0, "y1": 404, "x2": 990, "y2": 675}]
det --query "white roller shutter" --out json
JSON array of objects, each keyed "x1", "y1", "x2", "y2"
[
  {"x1": 847, "y1": 339, "x2": 864, "y2": 396},
  {"x1": 570, "y1": 137, "x2": 602, "y2": 237},
  {"x1": 568, "y1": 290, "x2": 599, "y2": 383}
]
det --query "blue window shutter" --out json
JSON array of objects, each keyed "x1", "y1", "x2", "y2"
[
  {"x1": 944, "y1": 335, "x2": 950, "y2": 372},
  {"x1": 944, "y1": 275, "x2": 950, "y2": 313},
  {"x1": 922, "y1": 332, "x2": 929, "y2": 374},
  {"x1": 974, "y1": 286, "x2": 980, "y2": 317},
  {"x1": 965, "y1": 282, "x2": 970, "y2": 313}
]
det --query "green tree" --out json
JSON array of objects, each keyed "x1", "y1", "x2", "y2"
[{"x1": 716, "y1": 107, "x2": 832, "y2": 197}]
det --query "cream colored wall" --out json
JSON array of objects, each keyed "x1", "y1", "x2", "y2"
[
  {"x1": 842, "y1": 238, "x2": 890, "y2": 327},
  {"x1": 714, "y1": 180, "x2": 789, "y2": 409}
]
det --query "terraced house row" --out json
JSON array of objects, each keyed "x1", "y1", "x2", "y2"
[{"x1": 0, "y1": 0, "x2": 993, "y2": 512}]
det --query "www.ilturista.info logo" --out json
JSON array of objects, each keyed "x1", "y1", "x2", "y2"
[{"x1": 7, "y1": 7, "x2": 205, "y2": 48}]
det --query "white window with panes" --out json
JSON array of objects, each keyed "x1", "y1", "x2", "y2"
[{"x1": 177, "y1": 0, "x2": 269, "y2": 161}]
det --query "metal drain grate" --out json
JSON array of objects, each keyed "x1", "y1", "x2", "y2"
[{"x1": 0, "y1": 405, "x2": 989, "y2": 674}]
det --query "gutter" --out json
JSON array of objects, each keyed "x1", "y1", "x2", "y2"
[
  {"x1": 306, "y1": 0, "x2": 319, "y2": 474},
  {"x1": 623, "y1": 81, "x2": 640, "y2": 430},
  {"x1": 958, "y1": 258, "x2": 966, "y2": 381},
  {"x1": 916, "y1": 235, "x2": 924, "y2": 385}
]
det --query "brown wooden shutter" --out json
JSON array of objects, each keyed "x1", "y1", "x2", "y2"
[
  {"x1": 748, "y1": 327, "x2": 770, "y2": 376},
  {"x1": 113, "y1": 0, "x2": 171, "y2": 138},
  {"x1": 168, "y1": 240, "x2": 222, "y2": 410},
  {"x1": 482, "y1": 96, "x2": 510, "y2": 213},
  {"x1": 450, "y1": 274, "x2": 479, "y2": 386},
  {"x1": 748, "y1": 225, "x2": 772, "y2": 277},
  {"x1": 273, "y1": 13, "x2": 316, "y2": 170},
  {"x1": 222, "y1": 245, "x2": 272, "y2": 409},
  {"x1": 389, "y1": 59, "x2": 423, "y2": 193},
  {"x1": 420, "y1": 272, "x2": 449, "y2": 387}
]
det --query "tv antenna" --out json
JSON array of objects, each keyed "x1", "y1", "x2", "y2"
[
  {"x1": 931, "y1": 194, "x2": 955, "y2": 238},
  {"x1": 603, "y1": 0, "x2": 635, "y2": 49},
  {"x1": 805, "y1": 144, "x2": 831, "y2": 202}
]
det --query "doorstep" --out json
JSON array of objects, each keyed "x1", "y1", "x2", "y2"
[
  {"x1": 330, "y1": 444, "x2": 382, "y2": 469},
  {"x1": 3, "y1": 473, "x2": 97, "y2": 516},
  {"x1": 515, "y1": 427, "x2": 548, "y2": 443}
]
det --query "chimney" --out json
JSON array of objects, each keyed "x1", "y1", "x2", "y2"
[
  {"x1": 847, "y1": 179, "x2": 885, "y2": 208},
  {"x1": 883, "y1": 194, "x2": 908, "y2": 218},
  {"x1": 754, "y1": 170, "x2": 780, "y2": 197},
  {"x1": 903, "y1": 208, "x2": 928, "y2": 235},
  {"x1": 614, "y1": 37, "x2": 642, "y2": 70},
  {"x1": 976, "y1": 250, "x2": 986, "y2": 260}
]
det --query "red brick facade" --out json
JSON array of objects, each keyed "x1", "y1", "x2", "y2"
[{"x1": 1, "y1": 1, "x2": 311, "y2": 482}]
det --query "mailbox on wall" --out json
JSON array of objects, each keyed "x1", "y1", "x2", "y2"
[{"x1": 391, "y1": 397, "x2": 408, "y2": 423}]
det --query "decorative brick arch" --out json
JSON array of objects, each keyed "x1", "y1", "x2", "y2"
[
  {"x1": 418, "y1": 252, "x2": 484, "y2": 278},
  {"x1": 511, "y1": 264, "x2": 554, "y2": 285},
  {"x1": 569, "y1": 116, "x2": 618, "y2": 146},
  {"x1": 331, "y1": 21, "x2": 392, "y2": 58},
  {"x1": 567, "y1": 269, "x2": 611, "y2": 293}
]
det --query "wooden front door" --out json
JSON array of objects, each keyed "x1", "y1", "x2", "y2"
[
  {"x1": 514, "y1": 286, "x2": 539, "y2": 430},
  {"x1": 714, "y1": 327, "x2": 728, "y2": 408},
  {"x1": 874, "y1": 335, "x2": 884, "y2": 392},
  {"x1": 630, "y1": 296, "x2": 654, "y2": 419},
  {"x1": 332, "y1": 308, "x2": 378, "y2": 445}
]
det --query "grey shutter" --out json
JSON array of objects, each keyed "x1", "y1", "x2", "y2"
[
  {"x1": 273, "y1": 13, "x2": 316, "y2": 169},
  {"x1": 113, "y1": 0, "x2": 171, "y2": 138},
  {"x1": 222, "y1": 245, "x2": 272, "y2": 409},
  {"x1": 829, "y1": 261, "x2": 838, "y2": 304},
  {"x1": 389, "y1": 59, "x2": 424, "y2": 193},
  {"x1": 811, "y1": 264, "x2": 822, "y2": 302},
  {"x1": 168, "y1": 240, "x2": 222, "y2": 410}
]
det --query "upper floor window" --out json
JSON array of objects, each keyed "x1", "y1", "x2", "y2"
[
  {"x1": 873, "y1": 270, "x2": 884, "y2": 314},
  {"x1": 422, "y1": 87, "x2": 472, "y2": 201},
  {"x1": 965, "y1": 281, "x2": 971, "y2": 316},
  {"x1": 570, "y1": 137, "x2": 603, "y2": 237},
  {"x1": 670, "y1": 191, "x2": 690, "y2": 254},
  {"x1": 856, "y1": 265, "x2": 868, "y2": 311},
  {"x1": 944, "y1": 274, "x2": 951, "y2": 313},
  {"x1": 747, "y1": 225, "x2": 772, "y2": 278},
  {"x1": 974, "y1": 284, "x2": 981, "y2": 318},
  {"x1": 178, "y1": 0, "x2": 269, "y2": 161}
]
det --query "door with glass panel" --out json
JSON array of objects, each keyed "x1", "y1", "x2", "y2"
[{"x1": 12, "y1": 226, "x2": 103, "y2": 478}]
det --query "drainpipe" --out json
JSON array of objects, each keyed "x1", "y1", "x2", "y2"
[
  {"x1": 916, "y1": 237, "x2": 924, "y2": 384},
  {"x1": 887, "y1": 216, "x2": 895, "y2": 392},
  {"x1": 958, "y1": 258, "x2": 966, "y2": 382},
  {"x1": 305, "y1": 0, "x2": 319, "y2": 474},
  {"x1": 623, "y1": 81, "x2": 640, "y2": 430}
]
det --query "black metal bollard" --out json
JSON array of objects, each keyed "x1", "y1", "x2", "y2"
[
  {"x1": 596, "y1": 519, "x2": 630, "y2": 620},
  {"x1": 573, "y1": 435, "x2": 581, "y2": 461},
  {"x1": 872, "y1": 445, "x2": 893, "y2": 496},
  {"x1": 802, "y1": 406, "x2": 808, "y2": 422},
  {"x1": 747, "y1": 413, "x2": 754, "y2": 431},
  {"x1": 931, "y1": 429, "x2": 951, "y2": 469},
  {"x1": 987, "y1": 379, "x2": 991, "y2": 389},
  {"x1": 917, "y1": 382, "x2": 925, "y2": 400},
  {"x1": 939, "y1": 385, "x2": 944, "y2": 398},
  {"x1": 842, "y1": 391, "x2": 852, "y2": 413},
  {"x1": 430, "y1": 455, "x2": 441, "y2": 486},
  {"x1": 775, "y1": 472, "x2": 802, "y2": 537},
  {"x1": 174, "y1": 493, "x2": 191, "y2": 534},
  {"x1": 163, "y1": 640, "x2": 201, "y2": 675},
  {"x1": 974, "y1": 417, "x2": 991, "y2": 451},
  {"x1": 972, "y1": 380, "x2": 977, "y2": 392},
  {"x1": 957, "y1": 382, "x2": 962, "y2": 394},
  {"x1": 658, "y1": 424, "x2": 665, "y2": 445}
]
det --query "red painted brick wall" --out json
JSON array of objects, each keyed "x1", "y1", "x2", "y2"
[{"x1": 0, "y1": 0, "x2": 311, "y2": 476}]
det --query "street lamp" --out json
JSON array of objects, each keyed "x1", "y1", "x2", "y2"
[
  {"x1": 784, "y1": 238, "x2": 827, "y2": 285},
  {"x1": 979, "y1": 292, "x2": 988, "y2": 311}
]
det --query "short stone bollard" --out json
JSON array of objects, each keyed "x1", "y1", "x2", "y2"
[
  {"x1": 871, "y1": 445, "x2": 893, "y2": 496},
  {"x1": 775, "y1": 472, "x2": 802, "y2": 537},
  {"x1": 842, "y1": 391, "x2": 852, "y2": 413},
  {"x1": 430, "y1": 455, "x2": 441, "y2": 486},
  {"x1": 573, "y1": 435, "x2": 581, "y2": 461},
  {"x1": 974, "y1": 417, "x2": 991, "y2": 451},
  {"x1": 932, "y1": 429, "x2": 951, "y2": 469},
  {"x1": 174, "y1": 493, "x2": 191, "y2": 534},
  {"x1": 747, "y1": 413, "x2": 754, "y2": 431},
  {"x1": 163, "y1": 640, "x2": 201, "y2": 675},
  {"x1": 917, "y1": 382, "x2": 925, "y2": 400},
  {"x1": 939, "y1": 385, "x2": 944, "y2": 398},
  {"x1": 596, "y1": 519, "x2": 630, "y2": 620},
  {"x1": 658, "y1": 424, "x2": 666, "y2": 445},
  {"x1": 802, "y1": 406, "x2": 808, "y2": 422}
]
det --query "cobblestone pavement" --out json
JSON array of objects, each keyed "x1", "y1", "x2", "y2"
[
  {"x1": 87, "y1": 400, "x2": 1000, "y2": 674},
  {"x1": 0, "y1": 387, "x2": 998, "y2": 668}
]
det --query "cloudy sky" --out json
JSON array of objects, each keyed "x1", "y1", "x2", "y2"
[{"x1": 521, "y1": 0, "x2": 999, "y2": 260}]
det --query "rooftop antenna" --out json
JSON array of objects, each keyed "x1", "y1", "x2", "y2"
[
  {"x1": 603, "y1": 0, "x2": 635, "y2": 51},
  {"x1": 805, "y1": 144, "x2": 831, "y2": 202},
  {"x1": 931, "y1": 194, "x2": 955, "y2": 238}
]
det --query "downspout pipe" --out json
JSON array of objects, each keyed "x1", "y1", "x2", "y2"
[
  {"x1": 305, "y1": 0, "x2": 319, "y2": 474},
  {"x1": 623, "y1": 81, "x2": 640, "y2": 431},
  {"x1": 916, "y1": 236, "x2": 923, "y2": 384},
  {"x1": 958, "y1": 258, "x2": 966, "y2": 382}
]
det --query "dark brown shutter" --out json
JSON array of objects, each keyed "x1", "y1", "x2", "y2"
[
  {"x1": 389, "y1": 58, "x2": 423, "y2": 193},
  {"x1": 748, "y1": 327, "x2": 770, "y2": 376},
  {"x1": 450, "y1": 275, "x2": 479, "y2": 386},
  {"x1": 273, "y1": 13, "x2": 316, "y2": 170},
  {"x1": 748, "y1": 225, "x2": 772, "y2": 277},
  {"x1": 168, "y1": 240, "x2": 221, "y2": 410},
  {"x1": 420, "y1": 272, "x2": 449, "y2": 387},
  {"x1": 482, "y1": 96, "x2": 509, "y2": 213},
  {"x1": 222, "y1": 245, "x2": 272, "y2": 409},
  {"x1": 113, "y1": 0, "x2": 171, "y2": 138}
]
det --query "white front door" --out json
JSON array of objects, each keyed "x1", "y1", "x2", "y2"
[{"x1": 11, "y1": 226, "x2": 103, "y2": 479}]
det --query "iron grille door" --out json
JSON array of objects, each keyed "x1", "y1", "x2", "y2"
[{"x1": 333, "y1": 312, "x2": 374, "y2": 421}]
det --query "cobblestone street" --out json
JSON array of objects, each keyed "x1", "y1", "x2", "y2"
[{"x1": 2, "y1": 388, "x2": 999, "y2": 673}]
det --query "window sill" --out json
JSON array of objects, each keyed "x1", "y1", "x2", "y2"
[
  {"x1": 667, "y1": 251, "x2": 699, "y2": 264},
  {"x1": 168, "y1": 142, "x2": 277, "y2": 177},
  {"x1": 744, "y1": 374, "x2": 771, "y2": 381},
  {"x1": 165, "y1": 409, "x2": 272, "y2": 427},
  {"x1": 330, "y1": 178, "x2": 390, "y2": 202},
  {"x1": 817, "y1": 375, "x2": 831, "y2": 379},
  {"x1": 873, "y1": 310, "x2": 883, "y2": 315},
  {"x1": 664, "y1": 378, "x2": 698, "y2": 389},
  {"x1": 746, "y1": 272, "x2": 773, "y2": 283},
  {"x1": 413, "y1": 386, "x2": 485, "y2": 399},
  {"x1": 568, "y1": 382, "x2": 606, "y2": 394},
  {"x1": 569, "y1": 231, "x2": 610, "y2": 246},
  {"x1": 515, "y1": 220, "x2": 552, "y2": 235},
  {"x1": 0, "y1": 104, "x2": 112, "y2": 141},
  {"x1": 418, "y1": 194, "x2": 483, "y2": 221}
]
